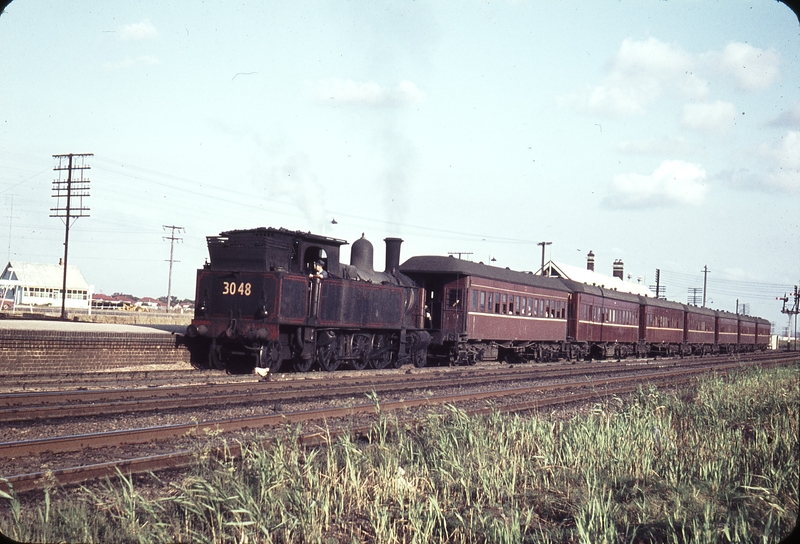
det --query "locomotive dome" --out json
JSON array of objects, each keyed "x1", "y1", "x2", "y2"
[{"x1": 350, "y1": 233, "x2": 374, "y2": 272}]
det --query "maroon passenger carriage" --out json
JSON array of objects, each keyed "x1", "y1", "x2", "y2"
[
  {"x1": 738, "y1": 313, "x2": 757, "y2": 352},
  {"x1": 640, "y1": 297, "x2": 687, "y2": 356},
  {"x1": 716, "y1": 310, "x2": 740, "y2": 353},
  {"x1": 755, "y1": 317, "x2": 771, "y2": 351},
  {"x1": 683, "y1": 304, "x2": 716, "y2": 355},
  {"x1": 560, "y1": 280, "x2": 642, "y2": 360},
  {"x1": 399, "y1": 256, "x2": 571, "y2": 364}
]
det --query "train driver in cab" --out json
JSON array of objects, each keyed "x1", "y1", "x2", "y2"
[{"x1": 309, "y1": 259, "x2": 328, "y2": 279}]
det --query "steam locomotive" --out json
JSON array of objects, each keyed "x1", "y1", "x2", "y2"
[
  {"x1": 185, "y1": 226, "x2": 771, "y2": 372},
  {"x1": 184, "y1": 227, "x2": 430, "y2": 373}
]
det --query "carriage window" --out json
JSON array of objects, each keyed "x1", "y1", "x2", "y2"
[
  {"x1": 488, "y1": 293, "x2": 494, "y2": 313},
  {"x1": 447, "y1": 289, "x2": 462, "y2": 309},
  {"x1": 502, "y1": 294, "x2": 507, "y2": 314},
  {"x1": 472, "y1": 290, "x2": 478, "y2": 311},
  {"x1": 480, "y1": 291, "x2": 486, "y2": 312}
]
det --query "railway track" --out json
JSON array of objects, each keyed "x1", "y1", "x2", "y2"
[
  {"x1": 1, "y1": 352, "x2": 795, "y2": 495},
  {"x1": 0, "y1": 352, "x2": 784, "y2": 423}
]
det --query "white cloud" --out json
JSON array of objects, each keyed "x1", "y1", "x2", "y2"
[
  {"x1": 567, "y1": 37, "x2": 709, "y2": 117},
  {"x1": 567, "y1": 38, "x2": 779, "y2": 118},
  {"x1": 119, "y1": 19, "x2": 159, "y2": 41},
  {"x1": 605, "y1": 160, "x2": 708, "y2": 208},
  {"x1": 617, "y1": 136, "x2": 694, "y2": 155},
  {"x1": 759, "y1": 131, "x2": 800, "y2": 193},
  {"x1": 714, "y1": 42, "x2": 780, "y2": 90},
  {"x1": 308, "y1": 78, "x2": 426, "y2": 106},
  {"x1": 101, "y1": 56, "x2": 160, "y2": 71},
  {"x1": 680, "y1": 101, "x2": 737, "y2": 133}
]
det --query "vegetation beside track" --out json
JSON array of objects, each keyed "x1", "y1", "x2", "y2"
[{"x1": 1, "y1": 364, "x2": 797, "y2": 543}]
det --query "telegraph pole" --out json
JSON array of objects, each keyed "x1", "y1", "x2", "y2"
[
  {"x1": 701, "y1": 265, "x2": 710, "y2": 307},
  {"x1": 51, "y1": 153, "x2": 92, "y2": 320},
  {"x1": 779, "y1": 286, "x2": 799, "y2": 351},
  {"x1": 537, "y1": 241, "x2": 551, "y2": 275},
  {"x1": 163, "y1": 225, "x2": 184, "y2": 312},
  {"x1": 447, "y1": 251, "x2": 473, "y2": 260},
  {"x1": 649, "y1": 268, "x2": 666, "y2": 299}
]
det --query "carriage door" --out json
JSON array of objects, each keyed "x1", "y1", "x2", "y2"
[{"x1": 442, "y1": 281, "x2": 465, "y2": 333}]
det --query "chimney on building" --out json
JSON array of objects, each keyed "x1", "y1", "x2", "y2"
[
  {"x1": 613, "y1": 259, "x2": 624, "y2": 279},
  {"x1": 586, "y1": 251, "x2": 595, "y2": 272}
]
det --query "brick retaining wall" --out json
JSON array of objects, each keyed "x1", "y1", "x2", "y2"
[{"x1": 0, "y1": 329, "x2": 192, "y2": 372}]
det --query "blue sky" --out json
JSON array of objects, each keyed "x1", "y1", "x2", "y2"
[{"x1": 1, "y1": 0, "x2": 798, "y2": 330}]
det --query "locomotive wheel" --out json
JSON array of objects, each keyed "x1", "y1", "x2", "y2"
[
  {"x1": 390, "y1": 351, "x2": 405, "y2": 369},
  {"x1": 293, "y1": 357, "x2": 314, "y2": 372},
  {"x1": 257, "y1": 341, "x2": 282, "y2": 373},
  {"x1": 293, "y1": 352, "x2": 315, "y2": 372},
  {"x1": 350, "y1": 333, "x2": 371, "y2": 370},
  {"x1": 209, "y1": 340, "x2": 226, "y2": 370},
  {"x1": 316, "y1": 342, "x2": 340, "y2": 372},
  {"x1": 411, "y1": 348, "x2": 427, "y2": 368},
  {"x1": 369, "y1": 334, "x2": 394, "y2": 370}
]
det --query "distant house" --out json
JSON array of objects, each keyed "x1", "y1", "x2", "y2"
[
  {"x1": 0, "y1": 261, "x2": 90, "y2": 309},
  {"x1": 137, "y1": 297, "x2": 164, "y2": 310},
  {"x1": 90, "y1": 293, "x2": 126, "y2": 309}
]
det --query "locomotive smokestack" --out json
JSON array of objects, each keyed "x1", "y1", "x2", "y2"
[
  {"x1": 384, "y1": 237, "x2": 403, "y2": 273},
  {"x1": 613, "y1": 259, "x2": 624, "y2": 279},
  {"x1": 350, "y1": 233, "x2": 374, "y2": 272},
  {"x1": 586, "y1": 250, "x2": 595, "y2": 272}
]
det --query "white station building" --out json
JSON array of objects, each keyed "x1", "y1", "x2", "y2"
[{"x1": 0, "y1": 261, "x2": 90, "y2": 310}]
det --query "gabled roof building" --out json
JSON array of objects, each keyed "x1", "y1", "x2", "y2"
[
  {"x1": 535, "y1": 251, "x2": 653, "y2": 298},
  {"x1": 0, "y1": 261, "x2": 90, "y2": 309}
]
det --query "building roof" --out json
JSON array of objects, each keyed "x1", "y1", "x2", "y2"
[
  {"x1": 538, "y1": 260, "x2": 653, "y2": 297},
  {"x1": 1, "y1": 261, "x2": 89, "y2": 291}
]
